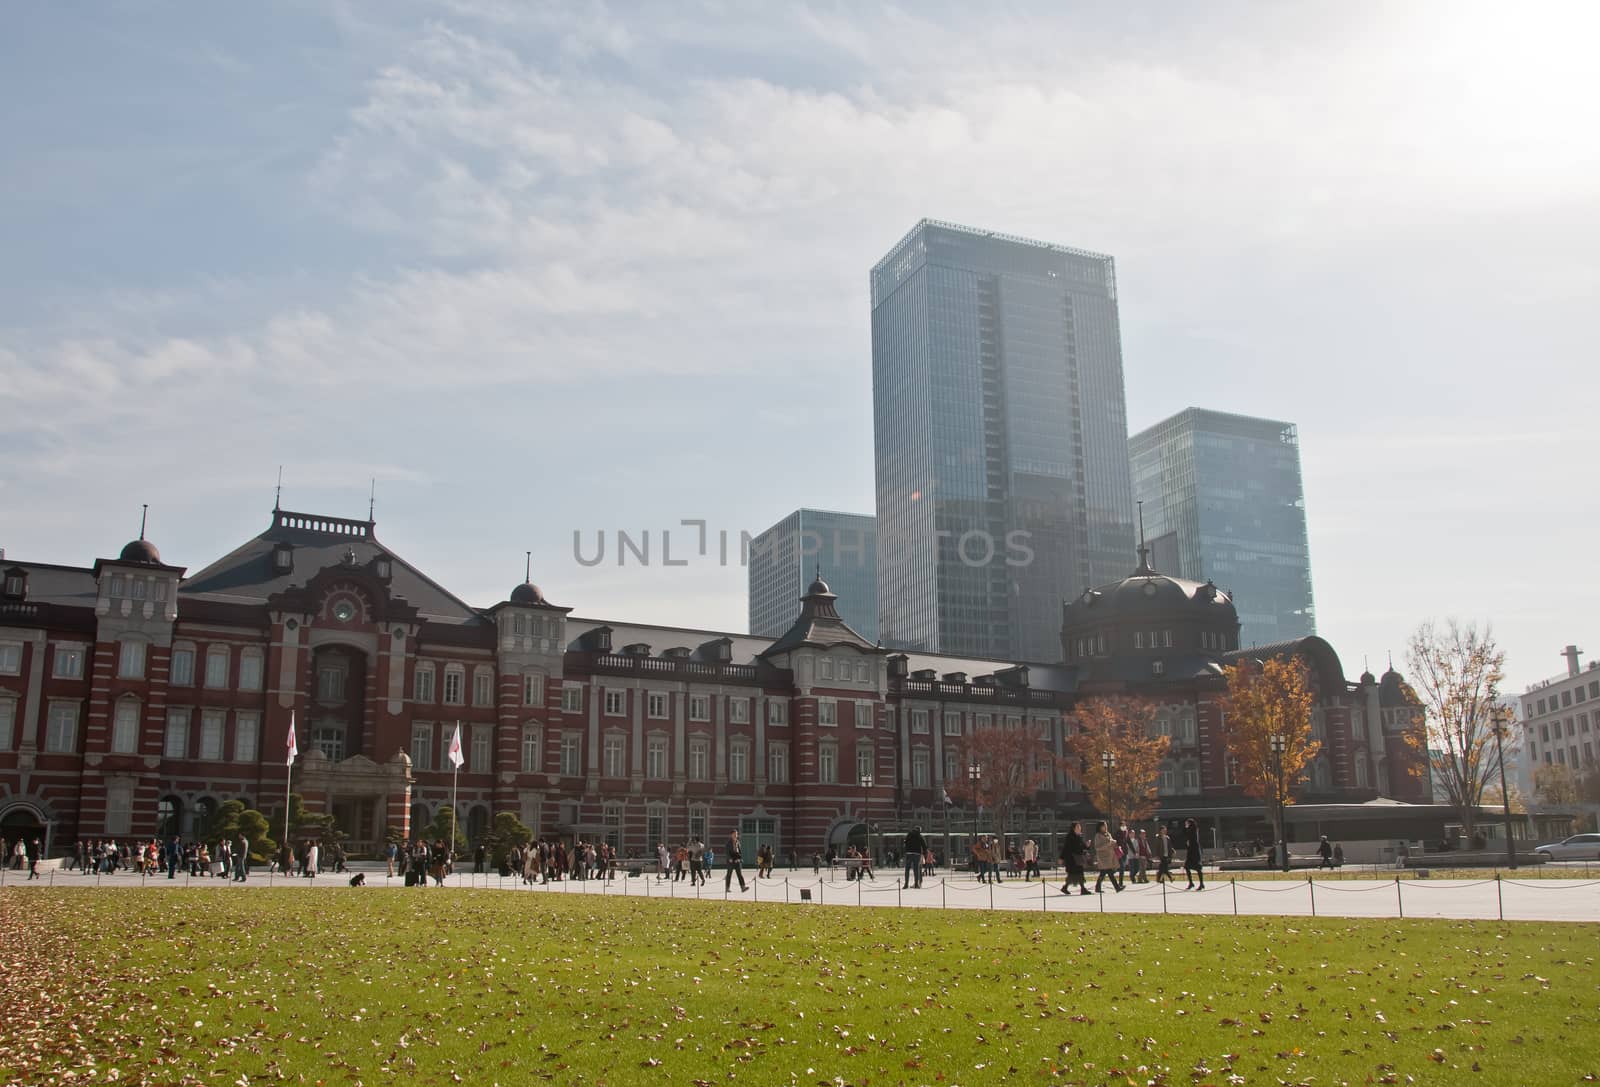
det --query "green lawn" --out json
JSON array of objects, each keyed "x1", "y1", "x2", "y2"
[{"x1": 5, "y1": 889, "x2": 1596, "y2": 1087}]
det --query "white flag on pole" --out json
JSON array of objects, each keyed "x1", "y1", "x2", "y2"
[
  {"x1": 286, "y1": 711, "x2": 299, "y2": 765},
  {"x1": 447, "y1": 722, "x2": 465, "y2": 769}
]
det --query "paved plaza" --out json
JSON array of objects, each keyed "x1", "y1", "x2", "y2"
[{"x1": 12, "y1": 864, "x2": 1599, "y2": 923}]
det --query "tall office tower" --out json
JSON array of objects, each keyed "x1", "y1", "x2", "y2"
[
  {"x1": 748, "y1": 509, "x2": 878, "y2": 641},
  {"x1": 1129, "y1": 407, "x2": 1316, "y2": 646},
  {"x1": 870, "y1": 219, "x2": 1136, "y2": 660}
]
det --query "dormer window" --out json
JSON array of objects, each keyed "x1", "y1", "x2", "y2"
[
  {"x1": 273, "y1": 543, "x2": 294, "y2": 573},
  {"x1": 2, "y1": 569, "x2": 24, "y2": 599},
  {"x1": 374, "y1": 556, "x2": 392, "y2": 580}
]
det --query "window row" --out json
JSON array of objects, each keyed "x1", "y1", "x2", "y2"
[
  {"x1": 598, "y1": 688, "x2": 783, "y2": 725},
  {"x1": 817, "y1": 656, "x2": 873, "y2": 683},
  {"x1": 488, "y1": 725, "x2": 798, "y2": 784}
]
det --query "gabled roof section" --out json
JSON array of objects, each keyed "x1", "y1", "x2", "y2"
[
  {"x1": 180, "y1": 509, "x2": 482, "y2": 624},
  {"x1": 760, "y1": 575, "x2": 880, "y2": 659}
]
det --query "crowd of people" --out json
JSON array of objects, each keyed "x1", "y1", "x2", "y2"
[{"x1": 57, "y1": 835, "x2": 256, "y2": 880}]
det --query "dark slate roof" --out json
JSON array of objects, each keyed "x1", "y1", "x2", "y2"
[
  {"x1": 2, "y1": 562, "x2": 99, "y2": 607},
  {"x1": 180, "y1": 509, "x2": 483, "y2": 625},
  {"x1": 760, "y1": 576, "x2": 880, "y2": 658},
  {"x1": 1379, "y1": 668, "x2": 1418, "y2": 707},
  {"x1": 1221, "y1": 636, "x2": 1347, "y2": 691}
]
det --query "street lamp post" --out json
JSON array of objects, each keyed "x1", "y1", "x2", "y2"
[
  {"x1": 1492, "y1": 709, "x2": 1518, "y2": 869},
  {"x1": 968, "y1": 761, "x2": 982, "y2": 860},
  {"x1": 859, "y1": 772, "x2": 874, "y2": 870},
  {"x1": 1269, "y1": 733, "x2": 1287, "y2": 871},
  {"x1": 1100, "y1": 751, "x2": 1117, "y2": 824}
]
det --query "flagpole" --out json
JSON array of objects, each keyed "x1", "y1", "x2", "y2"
[
  {"x1": 450, "y1": 720, "x2": 461, "y2": 867},
  {"x1": 284, "y1": 711, "x2": 297, "y2": 856}
]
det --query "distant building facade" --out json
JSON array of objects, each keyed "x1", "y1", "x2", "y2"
[
  {"x1": 1129, "y1": 407, "x2": 1316, "y2": 647},
  {"x1": 747, "y1": 510, "x2": 876, "y2": 643},
  {"x1": 870, "y1": 219, "x2": 1136, "y2": 661},
  {"x1": 0, "y1": 508, "x2": 1431, "y2": 863},
  {"x1": 1519, "y1": 644, "x2": 1600, "y2": 783}
]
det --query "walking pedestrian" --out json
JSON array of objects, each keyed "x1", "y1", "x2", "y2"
[
  {"x1": 1182, "y1": 818, "x2": 1205, "y2": 890},
  {"x1": 1155, "y1": 825, "x2": 1175, "y2": 883},
  {"x1": 1022, "y1": 838, "x2": 1040, "y2": 882},
  {"x1": 1092, "y1": 821, "x2": 1123, "y2": 893},
  {"x1": 1059, "y1": 821, "x2": 1090, "y2": 895},
  {"x1": 902, "y1": 826, "x2": 926, "y2": 889},
  {"x1": 724, "y1": 829, "x2": 748, "y2": 892},
  {"x1": 1317, "y1": 835, "x2": 1334, "y2": 869}
]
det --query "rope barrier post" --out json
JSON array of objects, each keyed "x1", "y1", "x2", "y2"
[
  {"x1": 819, "y1": 880, "x2": 824, "y2": 906},
  {"x1": 784, "y1": 877, "x2": 789, "y2": 905},
  {"x1": 1395, "y1": 877, "x2": 1403, "y2": 918},
  {"x1": 1040, "y1": 877, "x2": 1046, "y2": 913},
  {"x1": 859, "y1": 878, "x2": 863, "y2": 907},
  {"x1": 1231, "y1": 878, "x2": 1238, "y2": 916},
  {"x1": 989, "y1": 880, "x2": 994, "y2": 911},
  {"x1": 1496, "y1": 873, "x2": 1503, "y2": 921},
  {"x1": 941, "y1": 879, "x2": 946, "y2": 910},
  {"x1": 1308, "y1": 875, "x2": 1315, "y2": 917},
  {"x1": 1161, "y1": 878, "x2": 1167, "y2": 915}
]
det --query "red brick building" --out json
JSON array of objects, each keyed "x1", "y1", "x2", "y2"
[{"x1": 0, "y1": 509, "x2": 1428, "y2": 862}]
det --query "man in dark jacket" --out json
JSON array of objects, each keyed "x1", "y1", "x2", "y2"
[
  {"x1": 1183, "y1": 819, "x2": 1205, "y2": 890},
  {"x1": 1059, "y1": 822, "x2": 1090, "y2": 895},
  {"x1": 724, "y1": 830, "x2": 747, "y2": 892},
  {"x1": 902, "y1": 826, "x2": 926, "y2": 889}
]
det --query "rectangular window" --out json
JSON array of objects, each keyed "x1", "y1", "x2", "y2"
[
  {"x1": 473, "y1": 671, "x2": 494, "y2": 707},
  {"x1": 1183, "y1": 765, "x2": 1201, "y2": 792},
  {"x1": 131, "y1": 578, "x2": 146, "y2": 600},
  {"x1": 562, "y1": 684, "x2": 583, "y2": 713},
  {"x1": 1541, "y1": 724, "x2": 1551, "y2": 742},
  {"x1": 819, "y1": 658, "x2": 834, "y2": 680},
  {"x1": 855, "y1": 660, "x2": 870, "y2": 682},
  {"x1": 911, "y1": 709, "x2": 929, "y2": 734},
  {"x1": 46, "y1": 703, "x2": 79, "y2": 752},
  {"x1": 1179, "y1": 716, "x2": 1197, "y2": 744},
  {"x1": 238, "y1": 651, "x2": 263, "y2": 691},
  {"x1": 112, "y1": 701, "x2": 140, "y2": 753},
  {"x1": 1158, "y1": 766, "x2": 1176, "y2": 794},
  {"x1": 688, "y1": 737, "x2": 710, "y2": 780},
  {"x1": 199, "y1": 711, "x2": 225, "y2": 760},
  {"x1": 729, "y1": 744, "x2": 749, "y2": 783},
  {"x1": 443, "y1": 668, "x2": 464, "y2": 705},
  {"x1": 118, "y1": 641, "x2": 144, "y2": 679},
  {"x1": 943, "y1": 749, "x2": 959, "y2": 782},
  {"x1": 768, "y1": 743, "x2": 789, "y2": 784},
  {"x1": 471, "y1": 725, "x2": 492, "y2": 769},
  {"x1": 317, "y1": 664, "x2": 346, "y2": 701},
  {"x1": 855, "y1": 701, "x2": 875, "y2": 728},
  {"x1": 912, "y1": 747, "x2": 930, "y2": 787},
  {"x1": 647, "y1": 735, "x2": 668, "y2": 779},
  {"x1": 164, "y1": 710, "x2": 189, "y2": 758},
  {"x1": 689, "y1": 694, "x2": 710, "y2": 721},
  {"x1": 817, "y1": 744, "x2": 837, "y2": 783},
  {"x1": 523, "y1": 672, "x2": 544, "y2": 707},
  {"x1": 856, "y1": 745, "x2": 874, "y2": 783},
  {"x1": 818, "y1": 698, "x2": 837, "y2": 726},
  {"x1": 604, "y1": 688, "x2": 625, "y2": 716},
  {"x1": 521, "y1": 726, "x2": 541, "y2": 772},
  {"x1": 559, "y1": 732, "x2": 581, "y2": 776},
  {"x1": 1133, "y1": 631, "x2": 1144, "y2": 649},
  {"x1": 647, "y1": 691, "x2": 668, "y2": 719},
  {"x1": 204, "y1": 648, "x2": 229, "y2": 688},
  {"x1": 728, "y1": 698, "x2": 749, "y2": 724},
  {"x1": 1537, "y1": 698, "x2": 1548, "y2": 715},
  {"x1": 105, "y1": 779, "x2": 133, "y2": 836},
  {"x1": 235, "y1": 713, "x2": 259, "y2": 763},
  {"x1": 767, "y1": 700, "x2": 788, "y2": 726},
  {"x1": 1563, "y1": 690, "x2": 1573, "y2": 707},
  {"x1": 943, "y1": 711, "x2": 962, "y2": 736},
  {"x1": 0, "y1": 700, "x2": 14, "y2": 750},
  {"x1": 975, "y1": 713, "x2": 992, "y2": 730},
  {"x1": 414, "y1": 665, "x2": 435, "y2": 703},
  {"x1": 646, "y1": 808, "x2": 666, "y2": 852},
  {"x1": 169, "y1": 647, "x2": 194, "y2": 686},
  {"x1": 688, "y1": 807, "x2": 708, "y2": 845},
  {"x1": 411, "y1": 723, "x2": 433, "y2": 771},
  {"x1": 603, "y1": 733, "x2": 626, "y2": 777},
  {"x1": 53, "y1": 645, "x2": 84, "y2": 679}
]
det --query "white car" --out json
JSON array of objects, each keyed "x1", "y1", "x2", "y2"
[{"x1": 1533, "y1": 833, "x2": 1600, "y2": 862}]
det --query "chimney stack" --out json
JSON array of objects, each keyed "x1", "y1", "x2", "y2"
[{"x1": 1562, "y1": 644, "x2": 1583, "y2": 678}]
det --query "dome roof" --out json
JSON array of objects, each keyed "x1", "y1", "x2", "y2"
[
  {"x1": 510, "y1": 581, "x2": 547, "y2": 605},
  {"x1": 807, "y1": 574, "x2": 833, "y2": 597},
  {"x1": 1070, "y1": 570, "x2": 1234, "y2": 619},
  {"x1": 118, "y1": 538, "x2": 162, "y2": 564}
]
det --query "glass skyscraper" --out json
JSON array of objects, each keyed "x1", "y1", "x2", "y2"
[
  {"x1": 1129, "y1": 408, "x2": 1316, "y2": 646},
  {"x1": 870, "y1": 219, "x2": 1136, "y2": 661},
  {"x1": 747, "y1": 509, "x2": 877, "y2": 642}
]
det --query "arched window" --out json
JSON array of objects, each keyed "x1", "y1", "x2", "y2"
[
  {"x1": 410, "y1": 802, "x2": 431, "y2": 837},
  {"x1": 157, "y1": 795, "x2": 183, "y2": 838},
  {"x1": 190, "y1": 796, "x2": 217, "y2": 840},
  {"x1": 1354, "y1": 756, "x2": 1370, "y2": 788},
  {"x1": 467, "y1": 805, "x2": 490, "y2": 846},
  {"x1": 111, "y1": 697, "x2": 141, "y2": 754}
]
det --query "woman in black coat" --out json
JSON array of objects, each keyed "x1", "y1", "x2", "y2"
[
  {"x1": 1182, "y1": 818, "x2": 1205, "y2": 890},
  {"x1": 1059, "y1": 821, "x2": 1091, "y2": 896}
]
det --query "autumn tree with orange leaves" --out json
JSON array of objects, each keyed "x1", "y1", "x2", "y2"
[
  {"x1": 1063, "y1": 696, "x2": 1171, "y2": 825},
  {"x1": 1222, "y1": 655, "x2": 1318, "y2": 868},
  {"x1": 945, "y1": 723, "x2": 1055, "y2": 842}
]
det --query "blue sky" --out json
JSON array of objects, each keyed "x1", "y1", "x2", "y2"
[{"x1": 3, "y1": 2, "x2": 1597, "y2": 692}]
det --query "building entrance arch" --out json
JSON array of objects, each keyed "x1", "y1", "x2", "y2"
[{"x1": 0, "y1": 803, "x2": 48, "y2": 864}]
